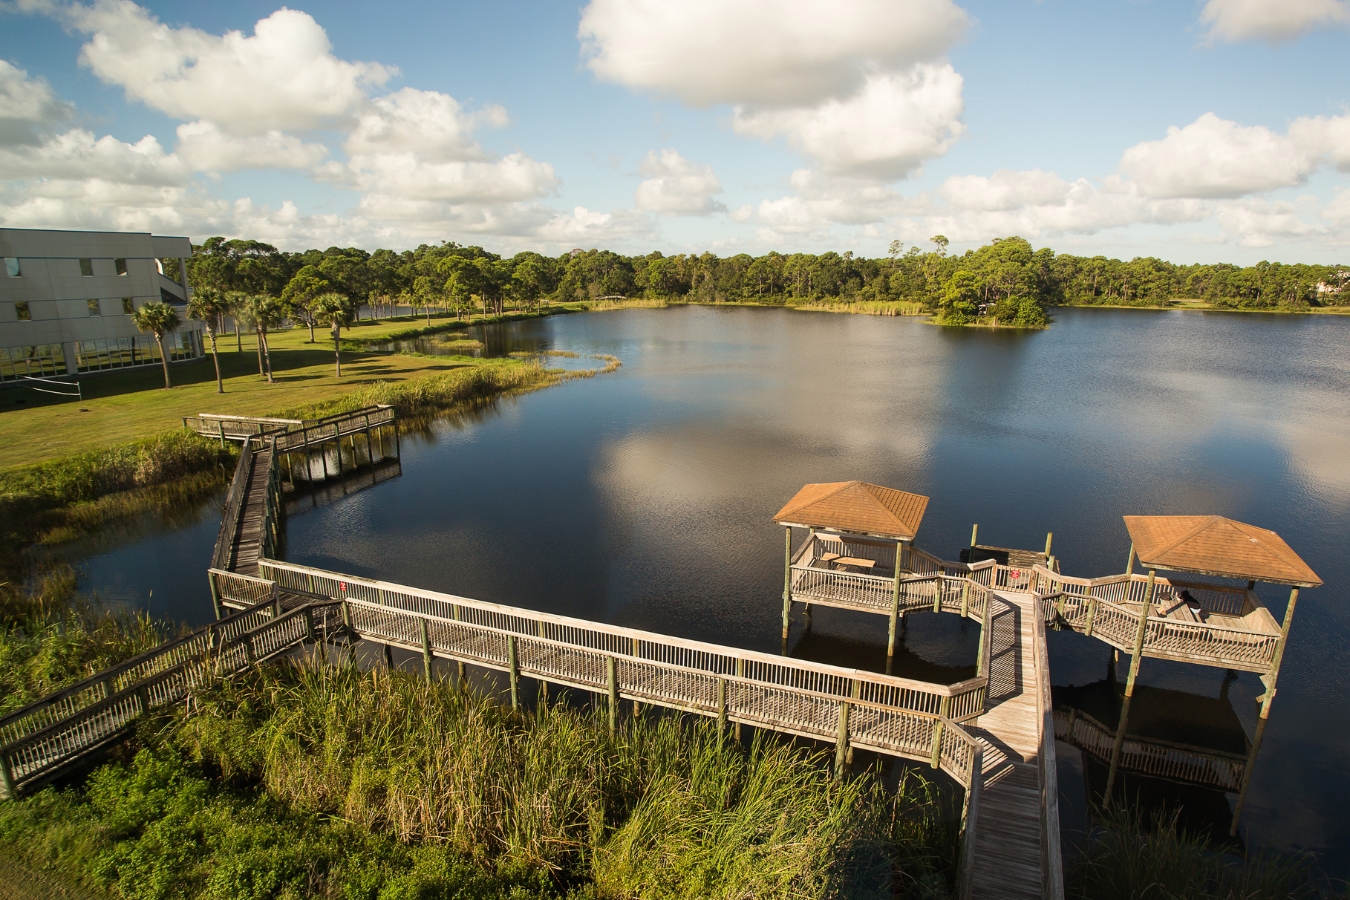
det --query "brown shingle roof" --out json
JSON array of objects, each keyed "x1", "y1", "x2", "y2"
[
  {"x1": 1123, "y1": 515, "x2": 1321, "y2": 587},
  {"x1": 774, "y1": 481, "x2": 929, "y2": 541}
]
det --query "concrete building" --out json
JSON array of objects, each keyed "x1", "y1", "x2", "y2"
[{"x1": 0, "y1": 227, "x2": 203, "y2": 382}]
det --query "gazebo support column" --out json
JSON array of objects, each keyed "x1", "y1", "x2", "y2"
[
  {"x1": 781, "y1": 526, "x2": 793, "y2": 647},
  {"x1": 1124, "y1": 543, "x2": 1135, "y2": 576},
  {"x1": 887, "y1": 540, "x2": 903, "y2": 664},
  {"x1": 1230, "y1": 586, "x2": 1300, "y2": 836},
  {"x1": 1105, "y1": 567, "x2": 1156, "y2": 807}
]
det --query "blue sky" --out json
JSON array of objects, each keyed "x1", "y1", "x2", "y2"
[{"x1": 2, "y1": 0, "x2": 1348, "y2": 262}]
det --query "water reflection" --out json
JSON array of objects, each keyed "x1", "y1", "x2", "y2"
[{"x1": 72, "y1": 306, "x2": 1350, "y2": 874}]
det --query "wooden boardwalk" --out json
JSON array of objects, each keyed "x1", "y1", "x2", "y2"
[
  {"x1": 226, "y1": 443, "x2": 275, "y2": 577},
  {"x1": 965, "y1": 591, "x2": 1058, "y2": 900}
]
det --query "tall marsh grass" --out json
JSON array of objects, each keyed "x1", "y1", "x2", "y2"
[{"x1": 178, "y1": 660, "x2": 956, "y2": 899}]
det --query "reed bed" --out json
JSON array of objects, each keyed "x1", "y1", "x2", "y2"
[
  {"x1": 791, "y1": 299, "x2": 928, "y2": 317},
  {"x1": 174, "y1": 660, "x2": 956, "y2": 899},
  {"x1": 1065, "y1": 806, "x2": 1322, "y2": 900}
]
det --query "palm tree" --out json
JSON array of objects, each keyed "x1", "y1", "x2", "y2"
[
  {"x1": 131, "y1": 301, "x2": 181, "y2": 389},
  {"x1": 187, "y1": 286, "x2": 230, "y2": 393},
  {"x1": 310, "y1": 292, "x2": 354, "y2": 376},
  {"x1": 240, "y1": 294, "x2": 286, "y2": 383}
]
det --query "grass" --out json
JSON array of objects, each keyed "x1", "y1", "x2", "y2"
[
  {"x1": 0, "y1": 309, "x2": 577, "y2": 471},
  {"x1": 790, "y1": 299, "x2": 929, "y2": 317},
  {"x1": 1064, "y1": 805, "x2": 1322, "y2": 900},
  {"x1": 0, "y1": 658, "x2": 960, "y2": 900}
]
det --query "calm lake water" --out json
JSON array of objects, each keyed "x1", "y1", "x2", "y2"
[{"x1": 74, "y1": 306, "x2": 1350, "y2": 873}]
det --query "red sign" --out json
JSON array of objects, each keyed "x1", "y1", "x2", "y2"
[{"x1": 340, "y1": 582, "x2": 347, "y2": 592}]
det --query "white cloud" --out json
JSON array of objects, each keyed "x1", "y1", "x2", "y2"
[
  {"x1": 939, "y1": 168, "x2": 1071, "y2": 211},
  {"x1": 0, "y1": 59, "x2": 71, "y2": 145},
  {"x1": 174, "y1": 120, "x2": 328, "y2": 172},
  {"x1": 324, "y1": 87, "x2": 559, "y2": 208},
  {"x1": 578, "y1": 0, "x2": 968, "y2": 107},
  {"x1": 1120, "y1": 113, "x2": 1317, "y2": 198},
  {"x1": 1289, "y1": 113, "x2": 1350, "y2": 171},
  {"x1": 733, "y1": 65, "x2": 963, "y2": 180},
  {"x1": 580, "y1": 0, "x2": 969, "y2": 184},
  {"x1": 1199, "y1": 0, "x2": 1350, "y2": 42},
  {"x1": 633, "y1": 149, "x2": 724, "y2": 216},
  {"x1": 67, "y1": 2, "x2": 392, "y2": 134}
]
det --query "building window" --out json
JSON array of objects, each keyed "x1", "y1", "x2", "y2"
[
  {"x1": 15, "y1": 301, "x2": 30, "y2": 321},
  {"x1": 88, "y1": 299, "x2": 102, "y2": 316},
  {"x1": 122, "y1": 297, "x2": 135, "y2": 314},
  {"x1": 80, "y1": 258, "x2": 94, "y2": 277},
  {"x1": 4, "y1": 258, "x2": 19, "y2": 277},
  {"x1": 115, "y1": 258, "x2": 128, "y2": 275},
  {"x1": 0, "y1": 344, "x2": 66, "y2": 382}
]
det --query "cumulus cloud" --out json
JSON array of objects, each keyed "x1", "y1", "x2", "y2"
[
  {"x1": 633, "y1": 149, "x2": 724, "y2": 215},
  {"x1": 0, "y1": 59, "x2": 71, "y2": 144},
  {"x1": 1120, "y1": 113, "x2": 1317, "y2": 198},
  {"x1": 580, "y1": 0, "x2": 969, "y2": 183},
  {"x1": 1199, "y1": 0, "x2": 1350, "y2": 42},
  {"x1": 733, "y1": 65, "x2": 963, "y2": 180},
  {"x1": 174, "y1": 121, "x2": 328, "y2": 172},
  {"x1": 579, "y1": 0, "x2": 967, "y2": 107},
  {"x1": 67, "y1": 2, "x2": 392, "y2": 134},
  {"x1": 321, "y1": 86, "x2": 559, "y2": 210}
]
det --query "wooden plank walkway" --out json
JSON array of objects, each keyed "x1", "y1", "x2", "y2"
[
  {"x1": 227, "y1": 444, "x2": 273, "y2": 577},
  {"x1": 966, "y1": 591, "x2": 1049, "y2": 900}
]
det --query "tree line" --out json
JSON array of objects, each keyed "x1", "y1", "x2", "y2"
[{"x1": 185, "y1": 236, "x2": 1350, "y2": 336}]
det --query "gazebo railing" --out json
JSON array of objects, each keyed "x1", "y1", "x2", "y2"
[{"x1": 1034, "y1": 566, "x2": 1281, "y2": 673}]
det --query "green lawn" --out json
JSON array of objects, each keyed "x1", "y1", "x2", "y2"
[{"x1": 0, "y1": 312, "x2": 541, "y2": 471}]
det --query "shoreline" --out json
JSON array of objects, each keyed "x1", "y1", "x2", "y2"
[{"x1": 1056, "y1": 301, "x2": 1350, "y2": 316}]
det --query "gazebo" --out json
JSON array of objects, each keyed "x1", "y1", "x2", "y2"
[
  {"x1": 1108, "y1": 515, "x2": 1321, "y2": 832},
  {"x1": 773, "y1": 481, "x2": 929, "y2": 656}
]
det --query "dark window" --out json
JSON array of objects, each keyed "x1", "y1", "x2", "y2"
[
  {"x1": 88, "y1": 299, "x2": 102, "y2": 316},
  {"x1": 4, "y1": 258, "x2": 18, "y2": 277},
  {"x1": 122, "y1": 297, "x2": 135, "y2": 314},
  {"x1": 79, "y1": 258, "x2": 94, "y2": 277},
  {"x1": 115, "y1": 258, "x2": 128, "y2": 275},
  {"x1": 15, "y1": 301, "x2": 30, "y2": 321}
]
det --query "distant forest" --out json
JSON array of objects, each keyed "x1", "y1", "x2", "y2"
[{"x1": 186, "y1": 235, "x2": 1350, "y2": 330}]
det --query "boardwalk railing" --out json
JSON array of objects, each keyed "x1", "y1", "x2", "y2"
[
  {"x1": 1032, "y1": 567, "x2": 1282, "y2": 673},
  {"x1": 271, "y1": 406, "x2": 396, "y2": 454},
  {"x1": 208, "y1": 438, "x2": 283, "y2": 589},
  {"x1": 1054, "y1": 708, "x2": 1246, "y2": 792},
  {"x1": 247, "y1": 559, "x2": 986, "y2": 794},
  {"x1": 1032, "y1": 583, "x2": 1065, "y2": 900},
  {"x1": 210, "y1": 437, "x2": 255, "y2": 571},
  {"x1": 183, "y1": 413, "x2": 299, "y2": 442},
  {"x1": 0, "y1": 599, "x2": 332, "y2": 797}
]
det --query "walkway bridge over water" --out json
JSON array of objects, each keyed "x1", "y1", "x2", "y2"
[{"x1": 3, "y1": 412, "x2": 1321, "y2": 899}]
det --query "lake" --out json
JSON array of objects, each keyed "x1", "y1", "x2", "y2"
[{"x1": 72, "y1": 305, "x2": 1350, "y2": 873}]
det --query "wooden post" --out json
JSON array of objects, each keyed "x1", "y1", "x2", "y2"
[
  {"x1": 420, "y1": 618, "x2": 433, "y2": 681},
  {"x1": 1230, "y1": 586, "x2": 1300, "y2": 835},
  {"x1": 607, "y1": 656, "x2": 618, "y2": 733},
  {"x1": 781, "y1": 526, "x2": 793, "y2": 646},
  {"x1": 303, "y1": 608, "x2": 315, "y2": 643},
  {"x1": 834, "y1": 701, "x2": 850, "y2": 779},
  {"x1": 208, "y1": 571, "x2": 222, "y2": 620},
  {"x1": 933, "y1": 576, "x2": 942, "y2": 613},
  {"x1": 1084, "y1": 596, "x2": 1098, "y2": 637},
  {"x1": 218, "y1": 420, "x2": 226, "y2": 448},
  {"x1": 930, "y1": 697, "x2": 950, "y2": 769},
  {"x1": 1044, "y1": 532, "x2": 1054, "y2": 558},
  {"x1": 383, "y1": 643, "x2": 394, "y2": 669},
  {"x1": 960, "y1": 579, "x2": 971, "y2": 618},
  {"x1": 734, "y1": 659, "x2": 744, "y2": 741},
  {"x1": 1123, "y1": 569, "x2": 1156, "y2": 698},
  {"x1": 970, "y1": 523, "x2": 978, "y2": 549},
  {"x1": 717, "y1": 678, "x2": 728, "y2": 737},
  {"x1": 508, "y1": 636, "x2": 519, "y2": 709},
  {"x1": 1103, "y1": 695, "x2": 1132, "y2": 808},
  {"x1": 888, "y1": 546, "x2": 903, "y2": 661},
  {"x1": 1124, "y1": 543, "x2": 1136, "y2": 575},
  {"x1": 0, "y1": 752, "x2": 16, "y2": 800}
]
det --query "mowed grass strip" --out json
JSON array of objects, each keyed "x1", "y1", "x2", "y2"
[{"x1": 0, "y1": 313, "x2": 552, "y2": 471}]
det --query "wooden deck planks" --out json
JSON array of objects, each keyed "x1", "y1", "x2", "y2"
[
  {"x1": 968, "y1": 591, "x2": 1050, "y2": 900},
  {"x1": 228, "y1": 448, "x2": 272, "y2": 578}
]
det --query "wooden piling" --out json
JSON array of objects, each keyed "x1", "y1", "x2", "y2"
[
  {"x1": 607, "y1": 656, "x2": 618, "y2": 733},
  {"x1": 781, "y1": 526, "x2": 793, "y2": 644},
  {"x1": 420, "y1": 618, "x2": 432, "y2": 681},
  {"x1": 834, "y1": 701, "x2": 850, "y2": 779},
  {"x1": 508, "y1": 636, "x2": 519, "y2": 709}
]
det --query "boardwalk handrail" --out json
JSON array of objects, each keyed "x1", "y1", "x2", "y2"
[
  {"x1": 0, "y1": 600, "x2": 333, "y2": 796},
  {"x1": 1032, "y1": 579, "x2": 1065, "y2": 900},
  {"x1": 1033, "y1": 566, "x2": 1282, "y2": 673},
  {"x1": 210, "y1": 436, "x2": 254, "y2": 572},
  {"x1": 257, "y1": 559, "x2": 989, "y2": 720}
]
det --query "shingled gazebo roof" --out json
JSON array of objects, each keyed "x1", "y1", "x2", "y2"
[
  {"x1": 1123, "y1": 515, "x2": 1321, "y2": 588},
  {"x1": 774, "y1": 481, "x2": 929, "y2": 542}
]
